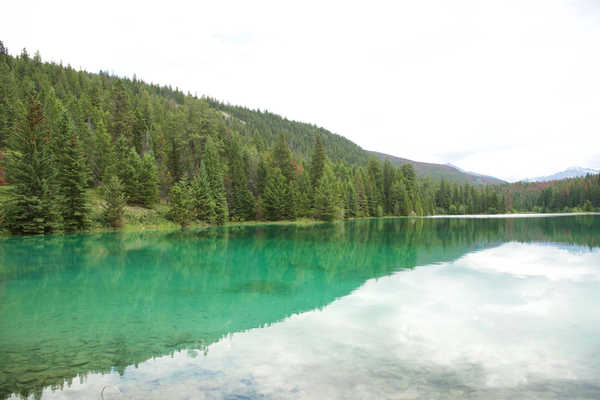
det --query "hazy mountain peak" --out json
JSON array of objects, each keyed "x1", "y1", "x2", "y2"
[{"x1": 523, "y1": 167, "x2": 600, "y2": 182}]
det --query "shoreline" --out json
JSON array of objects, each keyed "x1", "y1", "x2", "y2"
[{"x1": 1, "y1": 212, "x2": 599, "y2": 238}]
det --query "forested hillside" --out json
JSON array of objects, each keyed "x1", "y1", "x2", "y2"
[
  {"x1": 502, "y1": 175, "x2": 600, "y2": 213},
  {"x1": 205, "y1": 99, "x2": 369, "y2": 167},
  {"x1": 369, "y1": 151, "x2": 505, "y2": 185},
  {"x1": 0, "y1": 44, "x2": 599, "y2": 234}
]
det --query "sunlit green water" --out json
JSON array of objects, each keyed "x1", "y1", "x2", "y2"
[{"x1": 1, "y1": 216, "x2": 600, "y2": 399}]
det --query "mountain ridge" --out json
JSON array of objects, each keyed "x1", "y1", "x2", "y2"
[
  {"x1": 369, "y1": 151, "x2": 505, "y2": 185},
  {"x1": 522, "y1": 167, "x2": 600, "y2": 182}
]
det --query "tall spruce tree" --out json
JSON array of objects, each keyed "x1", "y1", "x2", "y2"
[
  {"x1": 102, "y1": 175, "x2": 127, "y2": 227},
  {"x1": 263, "y1": 168, "x2": 287, "y2": 220},
  {"x1": 55, "y1": 109, "x2": 90, "y2": 231},
  {"x1": 256, "y1": 157, "x2": 268, "y2": 197},
  {"x1": 4, "y1": 96, "x2": 58, "y2": 234},
  {"x1": 138, "y1": 153, "x2": 158, "y2": 207},
  {"x1": 205, "y1": 137, "x2": 229, "y2": 224},
  {"x1": 284, "y1": 176, "x2": 298, "y2": 220},
  {"x1": 296, "y1": 171, "x2": 312, "y2": 217},
  {"x1": 122, "y1": 147, "x2": 142, "y2": 204},
  {"x1": 109, "y1": 80, "x2": 133, "y2": 140},
  {"x1": 168, "y1": 179, "x2": 194, "y2": 228},
  {"x1": 213, "y1": 187, "x2": 229, "y2": 225},
  {"x1": 310, "y1": 134, "x2": 325, "y2": 189},
  {"x1": 94, "y1": 120, "x2": 115, "y2": 183},
  {"x1": 191, "y1": 161, "x2": 216, "y2": 223},
  {"x1": 313, "y1": 166, "x2": 338, "y2": 221},
  {"x1": 227, "y1": 137, "x2": 255, "y2": 221},
  {"x1": 272, "y1": 133, "x2": 294, "y2": 182}
]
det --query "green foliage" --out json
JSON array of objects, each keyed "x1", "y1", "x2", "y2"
[
  {"x1": 1, "y1": 49, "x2": 598, "y2": 236},
  {"x1": 55, "y1": 109, "x2": 90, "y2": 231},
  {"x1": 272, "y1": 134, "x2": 295, "y2": 182},
  {"x1": 310, "y1": 135, "x2": 325, "y2": 189},
  {"x1": 138, "y1": 153, "x2": 159, "y2": 207},
  {"x1": 191, "y1": 162, "x2": 215, "y2": 223},
  {"x1": 213, "y1": 189, "x2": 229, "y2": 225},
  {"x1": 94, "y1": 120, "x2": 115, "y2": 182},
  {"x1": 168, "y1": 179, "x2": 194, "y2": 228},
  {"x1": 102, "y1": 175, "x2": 127, "y2": 227},
  {"x1": 263, "y1": 168, "x2": 287, "y2": 221},
  {"x1": 296, "y1": 172, "x2": 312, "y2": 217},
  {"x1": 313, "y1": 166, "x2": 339, "y2": 221},
  {"x1": 227, "y1": 136, "x2": 255, "y2": 221},
  {"x1": 119, "y1": 147, "x2": 158, "y2": 207},
  {"x1": 4, "y1": 96, "x2": 58, "y2": 234}
]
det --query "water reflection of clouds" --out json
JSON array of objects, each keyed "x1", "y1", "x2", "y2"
[
  {"x1": 31, "y1": 242, "x2": 600, "y2": 399},
  {"x1": 462, "y1": 242, "x2": 600, "y2": 282}
]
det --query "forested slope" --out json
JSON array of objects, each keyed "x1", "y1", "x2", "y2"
[
  {"x1": 0, "y1": 43, "x2": 598, "y2": 235},
  {"x1": 206, "y1": 99, "x2": 369, "y2": 167}
]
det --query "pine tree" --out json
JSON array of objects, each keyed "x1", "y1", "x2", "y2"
[
  {"x1": 191, "y1": 161, "x2": 215, "y2": 223},
  {"x1": 94, "y1": 120, "x2": 115, "y2": 183},
  {"x1": 284, "y1": 177, "x2": 298, "y2": 220},
  {"x1": 132, "y1": 109, "x2": 149, "y2": 155},
  {"x1": 138, "y1": 153, "x2": 158, "y2": 207},
  {"x1": 367, "y1": 156, "x2": 384, "y2": 210},
  {"x1": 55, "y1": 109, "x2": 90, "y2": 231},
  {"x1": 313, "y1": 166, "x2": 339, "y2": 221},
  {"x1": 391, "y1": 178, "x2": 410, "y2": 216},
  {"x1": 402, "y1": 163, "x2": 417, "y2": 205},
  {"x1": 0, "y1": 59, "x2": 23, "y2": 149},
  {"x1": 4, "y1": 96, "x2": 58, "y2": 234},
  {"x1": 256, "y1": 158, "x2": 268, "y2": 197},
  {"x1": 108, "y1": 80, "x2": 133, "y2": 140},
  {"x1": 296, "y1": 171, "x2": 312, "y2": 217},
  {"x1": 310, "y1": 135, "x2": 325, "y2": 189},
  {"x1": 122, "y1": 147, "x2": 142, "y2": 204},
  {"x1": 355, "y1": 169, "x2": 368, "y2": 217},
  {"x1": 168, "y1": 179, "x2": 194, "y2": 228},
  {"x1": 227, "y1": 137, "x2": 255, "y2": 221},
  {"x1": 383, "y1": 160, "x2": 394, "y2": 214},
  {"x1": 102, "y1": 175, "x2": 127, "y2": 227},
  {"x1": 346, "y1": 182, "x2": 358, "y2": 218},
  {"x1": 167, "y1": 124, "x2": 184, "y2": 183},
  {"x1": 205, "y1": 137, "x2": 229, "y2": 224},
  {"x1": 272, "y1": 133, "x2": 294, "y2": 181},
  {"x1": 263, "y1": 168, "x2": 287, "y2": 220},
  {"x1": 213, "y1": 188, "x2": 229, "y2": 225}
]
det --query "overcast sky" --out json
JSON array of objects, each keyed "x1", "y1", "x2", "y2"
[{"x1": 3, "y1": 0, "x2": 600, "y2": 181}]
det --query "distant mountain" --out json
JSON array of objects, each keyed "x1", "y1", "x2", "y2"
[
  {"x1": 522, "y1": 167, "x2": 600, "y2": 182},
  {"x1": 369, "y1": 151, "x2": 505, "y2": 185}
]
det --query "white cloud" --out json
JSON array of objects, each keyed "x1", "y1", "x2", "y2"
[
  {"x1": 465, "y1": 242, "x2": 600, "y2": 280},
  {"x1": 2, "y1": 0, "x2": 600, "y2": 181},
  {"x1": 28, "y1": 242, "x2": 600, "y2": 399}
]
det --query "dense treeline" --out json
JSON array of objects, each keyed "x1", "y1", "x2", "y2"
[
  {"x1": 502, "y1": 175, "x2": 600, "y2": 213},
  {"x1": 0, "y1": 45, "x2": 598, "y2": 233}
]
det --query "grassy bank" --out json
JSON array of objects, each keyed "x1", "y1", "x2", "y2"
[{"x1": 0, "y1": 186, "x2": 326, "y2": 236}]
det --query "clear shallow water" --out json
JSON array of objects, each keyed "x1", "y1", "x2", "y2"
[{"x1": 1, "y1": 216, "x2": 600, "y2": 399}]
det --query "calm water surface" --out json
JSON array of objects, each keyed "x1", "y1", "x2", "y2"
[{"x1": 1, "y1": 216, "x2": 600, "y2": 399}]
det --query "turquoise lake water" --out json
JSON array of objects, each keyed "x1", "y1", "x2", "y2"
[{"x1": 1, "y1": 216, "x2": 600, "y2": 399}]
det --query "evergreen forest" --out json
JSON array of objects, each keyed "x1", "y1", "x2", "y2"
[{"x1": 1, "y1": 44, "x2": 599, "y2": 234}]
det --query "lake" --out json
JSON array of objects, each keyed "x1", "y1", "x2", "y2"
[{"x1": 1, "y1": 216, "x2": 600, "y2": 399}]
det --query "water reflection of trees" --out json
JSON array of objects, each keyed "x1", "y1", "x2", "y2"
[{"x1": 0, "y1": 216, "x2": 598, "y2": 399}]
